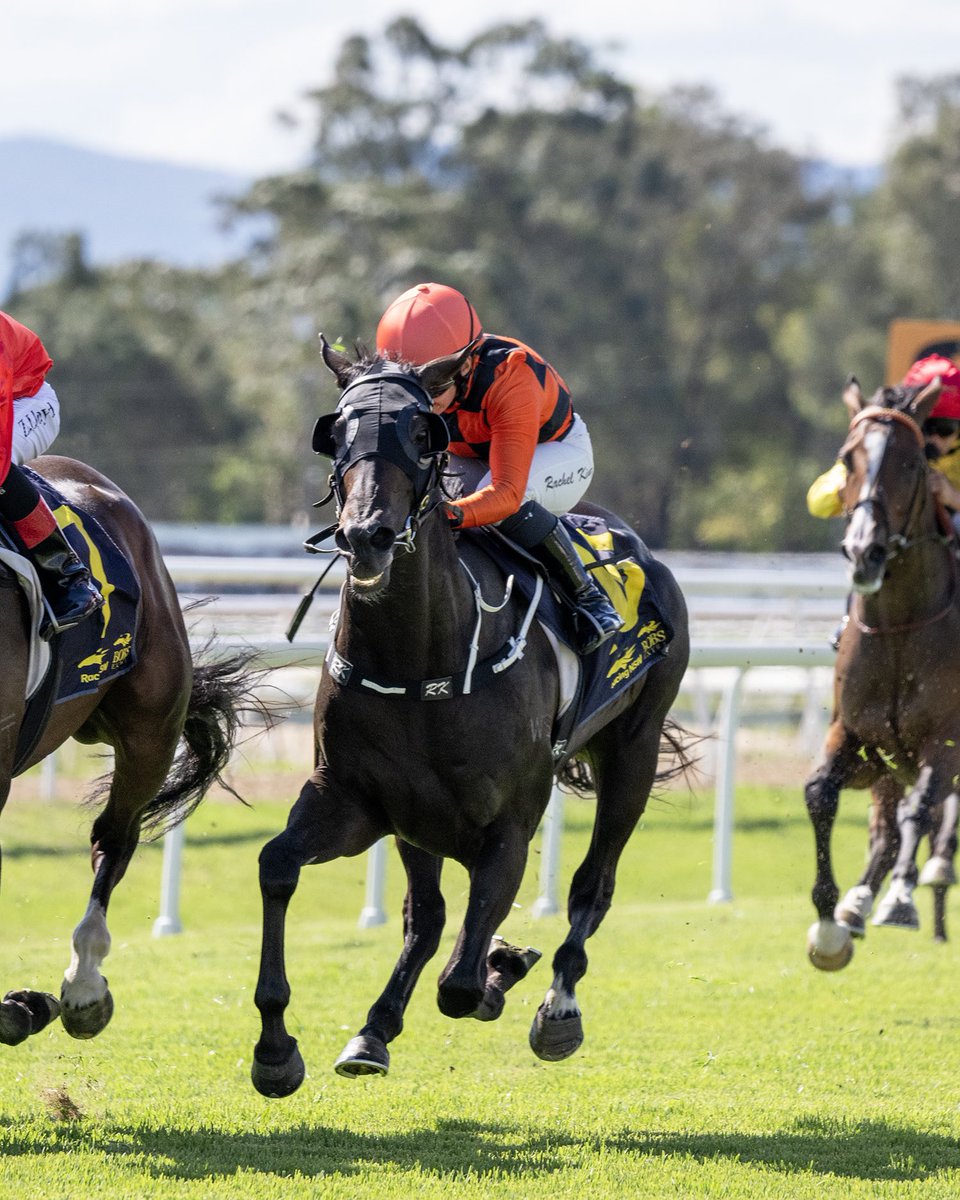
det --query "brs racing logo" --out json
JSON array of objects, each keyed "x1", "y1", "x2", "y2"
[{"x1": 606, "y1": 620, "x2": 668, "y2": 688}]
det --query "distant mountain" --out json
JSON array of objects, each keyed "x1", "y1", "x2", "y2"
[{"x1": 0, "y1": 136, "x2": 267, "y2": 293}]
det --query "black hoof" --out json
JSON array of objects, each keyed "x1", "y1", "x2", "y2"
[
  {"x1": 252, "y1": 1040, "x2": 306, "y2": 1098},
  {"x1": 60, "y1": 987, "x2": 113, "y2": 1040},
  {"x1": 873, "y1": 901, "x2": 920, "y2": 930},
  {"x1": 437, "y1": 983, "x2": 484, "y2": 1020},
  {"x1": 529, "y1": 1008, "x2": 584, "y2": 1061},
  {"x1": 334, "y1": 1035, "x2": 390, "y2": 1077},
  {"x1": 2, "y1": 990, "x2": 61, "y2": 1040}
]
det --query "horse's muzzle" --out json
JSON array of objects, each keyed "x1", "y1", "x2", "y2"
[{"x1": 337, "y1": 521, "x2": 397, "y2": 588}]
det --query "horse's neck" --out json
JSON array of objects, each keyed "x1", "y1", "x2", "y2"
[
  {"x1": 858, "y1": 513, "x2": 956, "y2": 629},
  {"x1": 336, "y1": 525, "x2": 485, "y2": 678}
]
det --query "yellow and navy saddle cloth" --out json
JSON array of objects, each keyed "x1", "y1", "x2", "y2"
[
  {"x1": 473, "y1": 512, "x2": 673, "y2": 753},
  {"x1": 8, "y1": 470, "x2": 140, "y2": 773}
]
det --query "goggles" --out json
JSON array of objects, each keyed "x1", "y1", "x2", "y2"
[{"x1": 923, "y1": 418, "x2": 960, "y2": 439}]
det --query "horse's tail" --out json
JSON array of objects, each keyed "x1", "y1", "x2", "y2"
[
  {"x1": 557, "y1": 717, "x2": 703, "y2": 797},
  {"x1": 140, "y1": 646, "x2": 281, "y2": 838}
]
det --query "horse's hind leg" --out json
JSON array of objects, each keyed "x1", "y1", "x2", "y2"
[
  {"x1": 436, "y1": 818, "x2": 535, "y2": 1021},
  {"x1": 59, "y1": 708, "x2": 184, "y2": 1039},
  {"x1": 530, "y1": 712, "x2": 664, "y2": 1063},
  {"x1": 335, "y1": 840, "x2": 446, "y2": 1078}
]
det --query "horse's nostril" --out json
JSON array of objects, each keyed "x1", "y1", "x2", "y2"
[
  {"x1": 342, "y1": 523, "x2": 395, "y2": 556},
  {"x1": 865, "y1": 544, "x2": 886, "y2": 569}
]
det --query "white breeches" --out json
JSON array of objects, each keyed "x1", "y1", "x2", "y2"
[
  {"x1": 12, "y1": 382, "x2": 61, "y2": 465},
  {"x1": 453, "y1": 414, "x2": 595, "y2": 517}
]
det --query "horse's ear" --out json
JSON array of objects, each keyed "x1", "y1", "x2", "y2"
[
  {"x1": 842, "y1": 375, "x2": 865, "y2": 418},
  {"x1": 318, "y1": 333, "x2": 355, "y2": 389},
  {"x1": 908, "y1": 378, "x2": 942, "y2": 424},
  {"x1": 415, "y1": 343, "x2": 476, "y2": 398}
]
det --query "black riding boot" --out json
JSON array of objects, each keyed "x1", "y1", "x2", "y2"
[
  {"x1": 0, "y1": 463, "x2": 103, "y2": 635},
  {"x1": 499, "y1": 501, "x2": 623, "y2": 654},
  {"x1": 30, "y1": 525, "x2": 104, "y2": 634},
  {"x1": 531, "y1": 521, "x2": 624, "y2": 654}
]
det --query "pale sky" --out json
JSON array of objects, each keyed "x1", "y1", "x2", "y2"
[{"x1": 5, "y1": 0, "x2": 960, "y2": 176}]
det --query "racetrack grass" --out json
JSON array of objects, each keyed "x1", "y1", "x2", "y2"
[{"x1": 2, "y1": 750, "x2": 960, "y2": 1198}]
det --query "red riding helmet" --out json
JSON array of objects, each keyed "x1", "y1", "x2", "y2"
[
  {"x1": 902, "y1": 354, "x2": 960, "y2": 419},
  {"x1": 376, "y1": 283, "x2": 483, "y2": 365}
]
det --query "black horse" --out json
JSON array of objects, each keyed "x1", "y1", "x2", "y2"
[{"x1": 251, "y1": 342, "x2": 691, "y2": 1097}]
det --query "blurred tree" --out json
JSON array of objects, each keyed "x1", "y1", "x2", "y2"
[
  {"x1": 226, "y1": 18, "x2": 832, "y2": 547},
  {"x1": 7, "y1": 238, "x2": 247, "y2": 521}
]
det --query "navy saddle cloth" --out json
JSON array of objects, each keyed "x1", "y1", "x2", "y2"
[{"x1": 11, "y1": 469, "x2": 140, "y2": 773}]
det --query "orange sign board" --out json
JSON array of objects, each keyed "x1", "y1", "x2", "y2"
[{"x1": 886, "y1": 319, "x2": 960, "y2": 383}]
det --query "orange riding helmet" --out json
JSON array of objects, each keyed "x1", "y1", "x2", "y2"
[
  {"x1": 902, "y1": 354, "x2": 960, "y2": 419},
  {"x1": 376, "y1": 283, "x2": 482, "y2": 365}
]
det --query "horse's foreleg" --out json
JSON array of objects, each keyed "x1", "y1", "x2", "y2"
[
  {"x1": 876, "y1": 768, "x2": 957, "y2": 931},
  {"x1": 335, "y1": 841, "x2": 445, "y2": 1078},
  {"x1": 252, "y1": 777, "x2": 384, "y2": 1098},
  {"x1": 835, "y1": 776, "x2": 902, "y2": 937},
  {"x1": 804, "y1": 727, "x2": 863, "y2": 971},
  {"x1": 436, "y1": 820, "x2": 532, "y2": 1021}
]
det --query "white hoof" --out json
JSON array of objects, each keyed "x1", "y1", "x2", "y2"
[
  {"x1": 835, "y1": 884, "x2": 874, "y2": 935},
  {"x1": 806, "y1": 919, "x2": 854, "y2": 971},
  {"x1": 918, "y1": 856, "x2": 957, "y2": 887}
]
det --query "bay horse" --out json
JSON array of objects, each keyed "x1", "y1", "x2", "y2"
[
  {"x1": 0, "y1": 455, "x2": 265, "y2": 1046},
  {"x1": 251, "y1": 342, "x2": 691, "y2": 1097},
  {"x1": 805, "y1": 376, "x2": 960, "y2": 971}
]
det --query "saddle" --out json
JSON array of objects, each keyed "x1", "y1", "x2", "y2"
[
  {"x1": 471, "y1": 512, "x2": 674, "y2": 761},
  {"x1": 3, "y1": 468, "x2": 140, "y2": 774}
]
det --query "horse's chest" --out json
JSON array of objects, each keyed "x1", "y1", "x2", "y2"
[{"x1": 840, "y1": 659, "x2": 960, "y2": 753}]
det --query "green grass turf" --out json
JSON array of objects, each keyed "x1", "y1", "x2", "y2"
[{"x1": 1, "y1": 752, "x2": 959, "y2": 1199}]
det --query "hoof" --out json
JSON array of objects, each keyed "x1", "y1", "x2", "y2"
[
  {"x1": 488, "y1": 935, "x2": 543, "y2": 978},
  {"x1": 60, "y1": 987, "x2": 113, "y2": 1040},
  {"x1": 334, "y1": 1034, "x2": 389, "y2": 1078},
  {"x1": 835, "y1": 885, "x2": 873, "y2": 938},
  {"x1": 918, "y1": 856, "x2": 957, "y2": 887},
  {"x1": 529, "y1": 1008, "x2": 584, "y2": 1061},
  {"x1": 872, "y1": 900, "x2": 920, "y2": 930},
  {"x1": 252, "y1": 1040, "x2": 306, "y2": 1098},
  {"x1": 834, "y1": 908, "x2": 866, "y2": 938},
  {"x1": 806, "y1": 920, "x2": 854, "y2": 971},
  {"x1": 1, "y1": 990, "x2": 61, "y2": 1042}
]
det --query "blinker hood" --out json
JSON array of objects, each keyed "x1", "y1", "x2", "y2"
[{"x1": 312, "y1": 370, "x2": 449, "y2": 485}]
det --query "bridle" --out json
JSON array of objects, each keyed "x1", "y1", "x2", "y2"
[
  {"x1": 841, "y1": 406, "x2": 938, "y2": 559},
  {"x1": 841, "y1": 404, "x2": 957, "y2": 634}
]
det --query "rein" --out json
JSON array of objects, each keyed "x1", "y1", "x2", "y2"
[{"x1": 844, "y1": 405, "x2": 960, "y2": 635}]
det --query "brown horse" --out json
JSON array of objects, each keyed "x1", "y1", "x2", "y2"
[
  {"x1": 0, "y1": 455, "x2": 264, "y2": 1046},
  {"x1": 805, "y1": 377, "x2": 960, "y2": 971},
  {"x1": 251, "y1": 345, "x2": 692, "y2": 1097}
]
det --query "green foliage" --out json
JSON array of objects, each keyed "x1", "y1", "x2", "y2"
[{"x1": 5, "y1": 24, "x2": 960, "y2": 547}]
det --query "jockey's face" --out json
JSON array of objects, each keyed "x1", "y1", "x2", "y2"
[
  {"x1": 924, "y1": 417, "x2": 960, "y2": 459},
  {"x1": 430, "y1": 384, "x2": 457, "y2": 414},
  {"x1": 429, "y1": 360, "x2": 472, "y2": 415}
]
